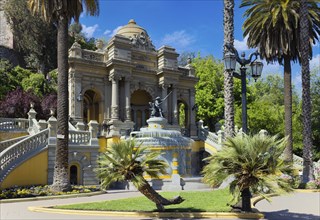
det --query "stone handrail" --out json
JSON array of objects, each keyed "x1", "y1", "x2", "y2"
[
  {"x1": 0, "y1": 135, "x2": 29, "y2": 153},
  {"x1": 0, "y1": 129, "x2": 49, "y2": 181},
  {"x1": 69, "y1": 130, "x2": 90, "y2": 144},
  {"x1": 0, "y1": 118, "x2": 29, "y2": 131}
]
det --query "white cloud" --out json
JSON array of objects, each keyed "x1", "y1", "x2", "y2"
[
  {"x1": 161, "y1": 30, "x2": 195, "y2": 49},
  {"x1": 234, "y1": 36, "x2": 249, "y2": 51},
  {"x1": 81, "y1": 24, "x2": 99, "y2": 38},
  {"x1": 310, "y1": 54, "x2": 320, "y2": 69},
  {"x1": 108, "y1": 26, "x2": 123, "y2": 37},
  {"x1": 103, "y1": 29, "x2": 111, "y2": 35}
]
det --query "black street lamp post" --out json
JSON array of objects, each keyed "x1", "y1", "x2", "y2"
[{"x1": 224, "y1": 43, "x2": 263, "y2": 134}]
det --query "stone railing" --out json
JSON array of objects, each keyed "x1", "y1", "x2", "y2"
[
  {"x1": 82, "y1": 50, "x2": 104, "y2": 62},
  {"x1": 0, "y1": 135, "x2": 28, "y2": 153},
  {"x1": 0, "y1": 129, "x2": 49, "y2": 181},
  {"x1": 69, "y1": 42, "x2": 104, "y2": 62},
  {"x1": 69, "y1": 130, "x2": 90, "y2": 144},
  {"x1": 0, "y1": 118, "x2": 29, "y2": 131},
  {"x1": 197, "y1": 120, "x2": 224, "y2": 150}
]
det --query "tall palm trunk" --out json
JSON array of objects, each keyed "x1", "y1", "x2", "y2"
[
  {"x1": 51, "y1": 14, "x2": 71, "y2": 192},
  {"x1": 283, "y1": 56, "x2": 293, "y2": 163},
  {"x1": 300, "y1": 0, "x2": 314, "y2": 183},
  {"x1": 223, "y1": 0, "x2": 235, "y2": 137},
  {"x1": 137, "y1": 180, "x2": 184, "y2": 211}
]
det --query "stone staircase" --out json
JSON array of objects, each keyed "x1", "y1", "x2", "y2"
[
  {"x1": 0, "y1": 129, "x2": 49, "y2": 182},
  {"x1": 0, "y1": 107, "x2": 100, "y2": 186}
]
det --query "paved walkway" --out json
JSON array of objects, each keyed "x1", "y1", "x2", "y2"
[
  {"x1": 255, "y1": 191, "x2": 320, "y2": 220},
  {"x1": 0, "y1": 190, "x2": 319, "y2": 220}
]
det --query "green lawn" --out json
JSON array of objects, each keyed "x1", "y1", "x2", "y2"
[{"x1": 54, "y1": 189, "x2": 233, "y2": 212}]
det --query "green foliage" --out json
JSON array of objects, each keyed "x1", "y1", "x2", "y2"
[
  {"x1": 202, "y1": 133, "x2": 293, "y2": 203},
  {"x1": 0, "y1": 185, "x2": 99, "y2": 199},
  {"x1": 69, "y1": 22, "x2": 97, "y2": 51},
  {"x1": 55, "y1": 189, "x2": 232, "y2": 212},
  {"x1": 96, "y1": 139, "x2": 168, "y2": 189},
  {"x1": 235, "y1": 74, "x2": 304, "y2": 158},
  {"x1": 4, "y1": 0, "x2": 57, "y2": 73},
  {"x1": 193, "y1": 56, "x2": 226, "y2": 130},
  {"x1": 311, "y1": 69, "x2": 320, "y2": 160},
  {"x1": 241, "y1": 0, "x2": 320, "y2": 64}
]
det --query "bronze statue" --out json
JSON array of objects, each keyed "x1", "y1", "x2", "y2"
[{"x1": 149, "y1": 91, "x2": 172, "y2": 118}]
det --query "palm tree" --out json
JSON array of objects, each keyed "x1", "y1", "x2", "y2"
[
  {"x1": 28, "y1": 0, "x2": 99, "y2": 192},
  {"x1": 96, "y1": 139, "x2": 184, "y2": 211},
  {"x1": 223, "y1": 0, "x2": 235, "y2": 138},
  {"x1": 202, "y1": 133, "x2": 293, "y2": 212},
  {"x1": 299, "y1": 0, "x2": 319, "y2": 183},
  {"x1": 240, "y1": 0, "x2": 320, "y2": 163}
]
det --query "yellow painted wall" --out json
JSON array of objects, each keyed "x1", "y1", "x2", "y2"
[
  {"x1": 98, "y1": 136, "x2": 120, "y2": 152},
  {"x1": 192, "y1": 140, "x2": 204, "y2": 152},
  {"x1": 1, "y1": 150, "x2": 48, "y2": 189},
  {"x1": 0, "y1": 131, "x2": 28, "y2": 142}
]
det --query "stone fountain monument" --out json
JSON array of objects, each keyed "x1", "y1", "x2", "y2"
[{"x1": 130, "y1": 95, "x2": 195, "y2": 190}]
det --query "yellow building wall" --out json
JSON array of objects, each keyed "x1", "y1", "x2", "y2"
[
  {"x1": 0, "y1": 131, "x2": 28, "y2": 141},
  {"x1": 192, "y1": 140, "x2": 204, "y2": 152},
  {"x1": 1, "y1": 150, "x2": 48, "y2": 189},
  {"x1": 98, "y1": 136, "x2": 120, "y2": 152}
]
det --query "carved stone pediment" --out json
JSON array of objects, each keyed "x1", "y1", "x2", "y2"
[{"x1": 130, "y1": 32, "x2": 156, "y2": 52}]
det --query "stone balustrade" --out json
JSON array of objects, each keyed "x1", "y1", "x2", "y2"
[
  {"x1": 0, "y1": 118, "x2": 29, "y2": 131},
  {"x1": 0, "y1": 135, "x2": 28, "y2": 153},
  {"x1": 69, "y1": 130, "x2": 90, "y2": 144},
  {"x1": 0, "y1": 129, "x2": 49, "y2": 181}
]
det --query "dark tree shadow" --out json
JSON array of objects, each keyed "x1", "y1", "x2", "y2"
[{"x1": 263, "y1": 209, "x2": 320, "y2": 220}]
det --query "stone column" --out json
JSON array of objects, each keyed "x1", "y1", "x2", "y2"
[
  {"x1": 124, "y1": 77, "x2": 131, "y2": 121},
  {"x1": 189, "y1": 88, "x2": 197, "y2": 137},
  {"x1": 172, "y1": 87, "x2": 178, "y2": 124},
  {"x1": 160, "y1": 84, "x2": 168, "y2": 118},
  {"x1": 110, "y1": 75, "x2": 119, "y2": 120},
  {"x1": 104, "y1": 76, "x2": 111, "y2": 120}
]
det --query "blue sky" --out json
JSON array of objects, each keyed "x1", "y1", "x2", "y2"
[{"x1": 79, "y1": 0, "x2": 320, "y2": 92}]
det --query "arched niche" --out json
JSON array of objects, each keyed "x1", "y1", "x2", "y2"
[
  {"x1": 131, "y1": 89, "x2": 152, "y2": 131},
  {"x1": 83, "y1": 89, "x2": 102, "y2": 124}
]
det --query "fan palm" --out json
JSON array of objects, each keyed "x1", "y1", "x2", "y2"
[
  {"x1": 28, "y1": 0, "x2": 99, "y2": 192},
  {"x1": 96, "y1": 139, "x2": 184, "y2": 211},
  {"x1": 240, "y1": 0, "x2": 320, "y2": 163},
  {"x1": 202, "y1": 133, "x2": 293, "y2": 212}
]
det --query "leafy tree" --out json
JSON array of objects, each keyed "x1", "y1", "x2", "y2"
[
  {"x1": 311, "y1": 69, "x2": 320, "y2": 161},
  {"x1": 223, "y1": 0, "x2": 235, "y2": 137},
  {"x1": 203, "y1": 133, "x2": 293, "y2": 212},
  {"x1": 194, "y1": 55, "x2": 243, "y2": 131},
  {"x1": 0, "y1": 88, "x2": 41, "y2": 118},
  {"x1": 96, "y1": 139, "x2": 184, "y2": 211},
  {"x1": 69, "y1": 22, "x2": 97, "y2": 50},
  {"x1": 4, "y1": 0, "x2": 57, "y2": 74},
  {"x1": 178, "y1": 51, "x2": 195, "y2": 66},
  {"x1": 41, "y1": 93, "x2": 57, "y2": 119},
  {"x1": 28, "y1": 0, "x2": 100, "y2": 192},
  {"x1": 241, "y1": 0, "x2": 320, "y2": 163},
  {"x1": 193, "y1": 56, "x2": 225, "y2": 130},
  {"x1": 0, "y1": 60, "x2": 14, "y2": 99}
]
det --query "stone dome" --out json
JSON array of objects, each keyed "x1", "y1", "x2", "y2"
[
  {"x1": 117, "y1": 19, "x2": 148, "y2": 38},
  {"x1": 116, "y1": 19, "x2": 156, "y2": 51}
]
